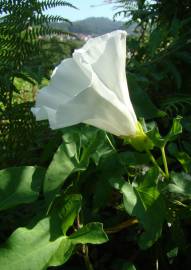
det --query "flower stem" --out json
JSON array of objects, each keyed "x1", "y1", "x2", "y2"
[
  {"x1": 161, "y1": 146, "x2": 169, "y2": 179},
  {"x1": 146, "y1": 150, "x2": 165, "y2": 177},
  {"x1": 83, "y1": 245, "x2": 94, "y2": 270},
  {"x1": 105, "y1": 218, "x2": 138, "y2": 234},
  {"x1": 77, "y1": 213, "x2": 94, "y2": 270}
]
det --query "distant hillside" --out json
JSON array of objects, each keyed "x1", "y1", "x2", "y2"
[{"x1": 51, "y1": 17, "x2": 135, "y2": 36}]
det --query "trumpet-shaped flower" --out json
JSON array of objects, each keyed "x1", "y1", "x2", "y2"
[{"x1": 31, "y1": 30, "x2": 138, "y2": 137}]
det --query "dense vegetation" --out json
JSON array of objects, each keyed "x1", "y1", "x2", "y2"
[
  {"x1": 0, "y1": 1, "x2": 191, "y2": 270},
  {"x1": 0, "y1": 0, "x2": 82, "y2": 167}
]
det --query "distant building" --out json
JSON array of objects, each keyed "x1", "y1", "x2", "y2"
[{"x1": 38, "y1": 32, "x2": 94, "y2": 42}]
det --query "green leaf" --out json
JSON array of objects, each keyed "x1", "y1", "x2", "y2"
[
  {"x1": 0, "y1": 166, "x2": 45, "y2": 211},
  {"x1": 99, "y1": 151, "x2": 150, "y2": 177},
  {"x1": 120, "y1": 151, "x2": 151, "y2": 166},
  {"x1": 58, "y1": 194, "x2": 82, "y2": 235},
  {"x1": 168, "y1": 143, "x2": 191, "y2": 173},
  {"x1": 167, "y1": 247, "x2": 179, "y2": 261},
  {"x1": 167, "y1": 172, "x2": 191, "y2": 198},
  {"x1": 0, "y1": 205, "x2": 108, "y2": 270},
  {"x1": 147, "y1": 116, "x2": 182, "y2": 148},
  {"x1": 112, "y1": 259, "x2": 136, "y2": 270},
  {"x1": 122, "y1": 262, "x2": 136, "y2": 270},
  {"x1": 128, "y1": 73, "x2": 165, "y2": 119},
  {"x1": 0, "y1": 217, "x2": 71, "y2": 270},
  {"x1": 44, "y1": 136, "x2": 82, "y2": 200},
  {"x1": 147, "y1": 124, "x2": 165, "y2": 148},
  {"x1": 70, "y1": 222, "x2": 108, "y2": 244},
  {"x1": 165, "y1": 116, "x2": 182, "y2": 142},
  {"x1": 110, "y1": 168, "x2": 165, "y2": 249},
  {"x1": 50, "y1": 220, "x2": 108, "y2": 265},
  {"x1": 44, "y1": 125, "x2": 113, "y2": 201},
  {"x1": 48, "y1": 238, "x2": 74, "y2": 267},
  {"x1": 139, "y1": 167, "x2": 160, "y2": 188},
  {"x1": 93, "y1": 151, "x2": 150, "y2": 209},
  {"x1": 79, "y1": 126, "x2": 113, "y2": 166}
]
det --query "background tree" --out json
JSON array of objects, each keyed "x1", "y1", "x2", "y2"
[
  {"x1": 0, "y1": 0, "x2": 78, "y2": 166},
  {"x1": 114, "y1": 0, "x2": 191, "y2": 117}
]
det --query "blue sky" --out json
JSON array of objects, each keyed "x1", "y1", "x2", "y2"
[{"x1": 46, "y1": 1, "x2": 119, "y2": 21}]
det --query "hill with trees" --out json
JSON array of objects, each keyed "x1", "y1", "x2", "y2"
[{"x1": 52, "y1": 17, "x2": 135, "y2": 35}]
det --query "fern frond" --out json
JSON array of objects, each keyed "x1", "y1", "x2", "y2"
[
  {"x1": 40, "y1": 0, "x2": 77, "y2": 11},
  {"x1": 161, "y1": 95, "x2": 191, "y2": 116},
  {"x1": 0, "y1": 0, "x2": 75, "y2": 65},
  {"x1": 0, "y1": 0, "x2": 75, "y2": 110},
  {"x1": 31, "y1": 15, "x2": 71, "y2": 25}
]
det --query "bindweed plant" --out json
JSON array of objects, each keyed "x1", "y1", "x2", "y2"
[
  {"x1": 0, "y1": 118, "x2": 190, "y2": 270},
  {"x1": 0, "y1": 31, "x2": 191, "y2": 270}
]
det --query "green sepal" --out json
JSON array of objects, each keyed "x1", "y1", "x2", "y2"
[{"x1": 123, "y1": 122, "x2": 154, "y2": 152}]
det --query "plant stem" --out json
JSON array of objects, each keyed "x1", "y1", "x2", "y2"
[
  {"x1": 83, "y1": 245, "x2": 94, "y2": 270},
  {"x1": 146, "y1": 150, "x2": 165, "y2": 177},
  {"x1": 77, "y1": 212, "x2": 94, "y2": 270},
  {"x1": 105, "y1": 218, "x2": 138, "y2": 234},
  {"x1": 161, "y1": 146, "x2": 169, "y2": 179}
]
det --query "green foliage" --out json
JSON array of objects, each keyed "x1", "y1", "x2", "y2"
[
  {"x1": 1, "y1": 1, "x2": 191, "y2": 270},
  {"x1": 0, "y1": 179, "x2": 108, "y2": 270},
  {"x1": 0, "y1": 214, "x2": 107, "y2": 270},
  {"x1": 57, "y1": 194, "x2": 82, "y2": 235},
  {"x1": 0, "y1": 0, "x2": 74, "y2": 81},
  {"x1": 147, "y1": 116, "x2": 182, "y2": 148},
  {"x1": 168, "y1": 143, "x2": 191, "y2": 173},
  {"x1": 70, "y1": 222, "x2": 108, "y2": 244},
  {"x1": 0, "y1": 166, "x2": 45, "y2": 211},
  {"x1": 115, "y1": 0, "x2": 191, "y2": 120},
  {"x1": 110, "y1": 167, "x2": 166, "y2": 249},
  {"x1": 111, "y1": 259, "x2": 137, "y2": 270},
  {"x1": 127, "y1": 73, "x2": 165, "y2": 119},
  {"x1": 161, "y1": 94, "x2": 191, "y2": 116},
  {"x1": 0, "y1": 217, "x2": 65, "y2": 270},
  {"x1": 167, "y1": 172, "x2": 191, "y2": 199},
  {"x1": 0, "y1": 117, "x2": 191, "y2": 269},
  {"x1": 0, "y1": 1, "x2": 80, "y2": 167},
  {"x1": 44, "y1": 125, "x2": 113, "y2": 201}
]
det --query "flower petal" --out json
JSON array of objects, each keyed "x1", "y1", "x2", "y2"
[
  {"x1": 32, "y1": 31, "x2": 138, "y2": 137},
  {"x1": 73, "y1": 30, "x2": 137, "y2": 124},
  {"x1": 31, "y1": 58, "x2": 91, "y2": 121},
  {"x1": 53, "y1": 75, "x2": 137, "y2": 136}
]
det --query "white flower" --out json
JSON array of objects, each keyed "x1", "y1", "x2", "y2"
[{"x1": 31, "y1": 30, "x2": 138, "y2": 136}]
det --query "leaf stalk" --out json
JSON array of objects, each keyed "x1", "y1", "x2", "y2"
[{"x1": 161, "y1": 146, "x2": 169, "y2": 179}]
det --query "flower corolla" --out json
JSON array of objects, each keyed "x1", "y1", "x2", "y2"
[{"x1": 31, "y1": 30, "x2": 138, "y2": 137}]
